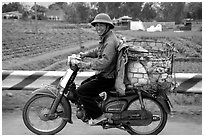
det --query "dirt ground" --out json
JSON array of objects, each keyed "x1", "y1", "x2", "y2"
[
  {"x1": 2, "y1": 89, "x2": 202, "y2": 123},
  {"x1": 2, "y1": 89, "x2": 202, "y2": 135},
  {"x1": 2, "y1": 109, "x2": 202, "y2": 135}
]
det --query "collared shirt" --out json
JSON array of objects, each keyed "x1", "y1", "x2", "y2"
[{"x1": 84, "y1": 30, "x2": 119, "y2": 78}]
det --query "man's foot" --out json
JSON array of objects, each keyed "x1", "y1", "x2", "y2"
[{"x1": 88, "y1": 114, "x2": 107, "y2": 126}]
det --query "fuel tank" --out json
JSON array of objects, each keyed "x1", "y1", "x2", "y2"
[{"x1": 101, "y1": 95, "x2": 136, "y2": 113}]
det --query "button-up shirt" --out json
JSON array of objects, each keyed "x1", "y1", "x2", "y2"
[{"x1": 83, "y1": 30, "x2": 119, "y2": 78}]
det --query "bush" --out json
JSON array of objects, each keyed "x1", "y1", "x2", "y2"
[{"x1": 170, "y1": 93, "x2": 202, "y2": 105}]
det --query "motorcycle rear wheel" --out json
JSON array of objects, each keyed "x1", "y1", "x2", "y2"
[
  {"x1": 124, "y1": 96, "x2": 168, "y2": 135},
  {"x1": 22, "y1": 94, "x2": 68, "y2": 135}
]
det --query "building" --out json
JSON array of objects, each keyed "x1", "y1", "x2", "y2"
[
  {"x1": 114, "y1": 16, "x2": 132, "y2": 26},
  {"x1": 45, "y1": 9, "x2": 65, "y2": 21},
  {"x1": 2, "y1": 11, "x2": 22, "y2": 19},
  {"x1": 113, "y1": 16, "x2": 132, "y2": 30}
]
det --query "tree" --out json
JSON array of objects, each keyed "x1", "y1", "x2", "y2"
[
  {"x1": 74, "y1": 2, "x2": 90, "y2": 23},
  {"x1": 31, "y1": 4, "x2": 47, "y2": 13},
  {"x1": 105, "y1": 2, "x2": 122, "y2": 18},
  {"x1": 174, "y1": 2, "x2": 185, "y2": 24},
  {"x1": 31, "y1": 4, "x2": 47, "y2": 20},
  {"x1": 47, "y1": 2, "x2": 91, "y2": 23},
  {"x1": 2, "y1": 2, "x2": 24, "y2": 13},
  {"x1": 160, "y1": 2, "x2": 185, "y2": 23},
  {"x1": 152, "y1": 2, "x2": 164, "y2": 21},
  {"x1": 2, "y1": 2, "x2": 31, "y2": 20},
  {"x1": 64, "y1": 3, "x2": 76, "y2": 23},
  {"x1": 95, "y1": 2, "x2": 108, "y2": 13},
  {"x1": 91, "y1": 2, "x2": 144, "y2": 20},
  {"x1": 120, "y1": 2, "x2": 143, "y2": 20},
  {"x1": 140, "y1": 2, "x2": 157, "y2": 21},
  {"x1": 48, "y1": 2, "x2": 68, "y2": 10},
  {"x1": 90, "y1": 2, "x2": 124, "y2": 19},
  {"x1": 185, "y1": 2, "x2": 202, "y2": 20},
  {"x1": 3, "y1": 2, "x2": 200, "y2": 23}
]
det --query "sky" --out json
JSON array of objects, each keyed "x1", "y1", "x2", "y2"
[
  {"x1": 2, "y1": 1, "x2": 96, "y2": 9},
  {"x1": 2, "y1": 2, "x2": 54, "y2": 8},
  {"x1": 22, "y1": 2, "x2": 54, "y2": 8},
  {"x1": 2, "y1": 0, "x2": 201, "y2": 8}
]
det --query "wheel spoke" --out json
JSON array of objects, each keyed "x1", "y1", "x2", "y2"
[
  {"x1": 125, "y1": 97, "x2": 167, "y2": 135},
  {"x1": 23, "y1": 95, "x2": 68, "y2": 134}
]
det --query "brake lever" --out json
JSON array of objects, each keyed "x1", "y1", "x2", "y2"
[{"x1": 67, "y1": 54, "x2": 82, "y2": 66}]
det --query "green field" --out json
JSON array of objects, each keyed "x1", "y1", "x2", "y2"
[
  {"x1": 2, "y1": 19, "x2": 202, "y2": 73},
  {"x1": 117, "y1": 30, "x2": 202, "y2": 73}
]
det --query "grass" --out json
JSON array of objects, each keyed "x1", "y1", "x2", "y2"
[
  {"x1": 2, "y1": 19, "x2": 98, "y2": 61},
  {"x1": 174, "y1": 61, "x2": 202, "y2": 73},
  {"x1": 117, "y1": 30, "x2": 201, "y2": 39},
  {"x1": 116, "y1": 30, "x2": 202, "y2": 73},
  {"x1": 2, "y1": 20, "x2": 202, "y2": 73}
]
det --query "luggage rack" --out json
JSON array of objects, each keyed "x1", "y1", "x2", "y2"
[{"x1": 124, "y1": 39, "x2": 176, "y2": 93}]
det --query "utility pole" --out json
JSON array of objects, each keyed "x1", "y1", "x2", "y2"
[
  {"x1": 74, "y1": 3, "x2": 84, "y2": 52},
  {"x1": 34, "y1": 2, "x2": 38, "y2": 34}
]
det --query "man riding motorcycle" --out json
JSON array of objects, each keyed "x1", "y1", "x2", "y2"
[{"x1": 76, "y1": 13, "x2": 120, "y2": 125}]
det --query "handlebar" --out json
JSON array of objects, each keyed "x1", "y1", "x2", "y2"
[{"x1": 67, "y1": 54, "x2": 81, "y2": 69}]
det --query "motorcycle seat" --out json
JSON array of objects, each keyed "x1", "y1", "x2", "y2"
[{"x1": 106, "y1": 85, "x2": 138, "y2": 97}]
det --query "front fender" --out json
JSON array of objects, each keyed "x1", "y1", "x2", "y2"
[
  {"x1": 32, "y1": 86, "x2": 73, "y2": 123},
  {"x1": 32, "y1": 85, "x2": 59, "y2": 97}
]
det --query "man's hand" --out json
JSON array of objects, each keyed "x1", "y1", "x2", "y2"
[
  {"x1": 78, "y1": 61, "x2": 91, "y2": 69},
  {"x1": 79, "y1": 52, "x2": 86, "y2": 59}
]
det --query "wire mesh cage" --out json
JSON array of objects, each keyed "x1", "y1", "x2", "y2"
[{"x1": 125, "y1": 39, "x2": 175, "y2": 92}]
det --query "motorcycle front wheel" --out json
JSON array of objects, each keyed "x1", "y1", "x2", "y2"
[
  {"x1": 22, "y1": 94, "x2": 68, "y2": 135},
  {"x1": 124, "y1": 96, "x2": 168, "y2": 135}
]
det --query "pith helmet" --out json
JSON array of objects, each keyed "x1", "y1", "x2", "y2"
[{"x1": 91, "y1": 13, "x2": 114, "y2": 29}]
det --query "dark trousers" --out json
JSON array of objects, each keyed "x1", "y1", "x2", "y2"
[{"x1": 76, "y1": 74, "x2": 115, "y2": 119}]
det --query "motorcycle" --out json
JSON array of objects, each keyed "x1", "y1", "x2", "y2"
[{"x1": 22, "y1": 54, "x2": 173, "y2": 135}]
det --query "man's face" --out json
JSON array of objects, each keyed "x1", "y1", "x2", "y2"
[{"x1": 95, "y1": 23, "x2": 107, "y2": 36}]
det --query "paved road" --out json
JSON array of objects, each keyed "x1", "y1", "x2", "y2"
[{"x1": 2, "y1": 110, "x2": 202, "y2": 135}]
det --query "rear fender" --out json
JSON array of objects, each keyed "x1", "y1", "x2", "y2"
[
  {"x1": 32, "y1": 86, "x2": 73, "y2": 123},
  {"x1": 142, "y1": 92, "x2": 171, "y2": 114},
  {"x1": 156, "y1": 97, "x2": 171, "y2": 114}
]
